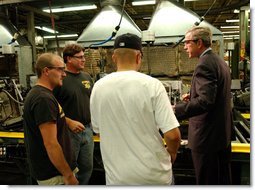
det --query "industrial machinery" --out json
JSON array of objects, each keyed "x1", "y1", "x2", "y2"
[
  {"x1": 0, "y1": 78, "x2": 24, "y2": 131},
  {"x1": 161, "y1": 80, "x2": 184, "y2": 105},
  {"x1": 232, "y1": 88, "x2": 250, "y2": 112},
  {"x1": 0, "y1": 50, "x2": 25, "y2": 132},
  {"x1": 0, "y1": 46, "x2": 29, "y2": 185}
]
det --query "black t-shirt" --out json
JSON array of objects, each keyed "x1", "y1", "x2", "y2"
[
  {"x1": 23, "y1": 85, "x2": 77, "y2": 180},
  {"x1": 53, "y1": 71, "x2": 93, "y2": 125}
]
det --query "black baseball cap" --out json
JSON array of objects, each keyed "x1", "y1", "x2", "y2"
[{"x1": 114, "y1": 33, "x2": 142, "y2": 51}]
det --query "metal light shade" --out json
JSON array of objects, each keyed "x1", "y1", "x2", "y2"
[
  {"x1": 148, "y1": 0, "x2": 223, "y2": 44},
  {"x1": 77, "y1": 5, "x2": 141, "y2": 47},
  {"x1": 0, "y1": 22, "x2": 18, "y2": 46}
]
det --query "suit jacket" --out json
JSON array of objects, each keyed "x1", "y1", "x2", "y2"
[{"x1": 175, "y1": 50, "x2": 233, "y2": 153}]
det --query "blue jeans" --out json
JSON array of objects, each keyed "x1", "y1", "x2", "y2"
[{"x1": 70, "y1": 124, "x2": 94, "y2": 185}]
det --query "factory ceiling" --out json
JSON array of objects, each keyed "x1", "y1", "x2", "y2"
[{"x1": 0, "y1": 0, "x2": 250, "y2": 41}]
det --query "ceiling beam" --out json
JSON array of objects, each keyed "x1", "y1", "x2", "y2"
[
  {"x1": 18, "y1": 4, "x2": 59, "y2": 20},
  {"x1": 194, "y1": 0, "x2": 249, "y2": 15},
  {"x1": 211, "y1": 0, "x2": 233, "y2": 24},
  {"x1": 0, "y1": 0, "x2": 40, "y2": 5}
]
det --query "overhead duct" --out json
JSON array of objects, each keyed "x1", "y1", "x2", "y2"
[
  {"x1": 148, "y1": 0, "x2": 223, "y2": 44},
  {"x1": 77, "y1": 0, "x2": 141, "y2": 47}
]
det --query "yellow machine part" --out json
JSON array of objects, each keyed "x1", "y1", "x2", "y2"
[{"x1": 0, "y1": 131, "x2": 250, "y2": 153}]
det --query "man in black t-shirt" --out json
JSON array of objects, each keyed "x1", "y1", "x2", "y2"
[
  {"x1": 54, "y1": 44, "x2": 94, "y2": 185},
  {"x1": 23, "y1": 53, "x2": 80, "y2": 185}
]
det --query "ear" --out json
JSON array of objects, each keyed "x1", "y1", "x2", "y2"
[
  {"x1": 136, "y1": 53, "x2": 142, "y2": 65},
  {"x1": 66, "y1": 56, "x2": 72, "y2": 63},
  {"x1": 197, "y1": 39, "x2": 203, "y2": 48},
  {"x1": 112, "y1": 53, "x2": 117, "y2": 64},
  {"x1": 136, "y1": 54, "x2": 142, "y2": 71},
  {"x1": 42, "y1": 67, "x2": 50, "y2": 76}
]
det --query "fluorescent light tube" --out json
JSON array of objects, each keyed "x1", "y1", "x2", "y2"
[
  {"x1": 226, "y1": 19, "x2": 250, "y2": 22},
  {"x1": 35, "y1": 26, "x2": 59, "y2": 34},
  {"x1": 224, "y1": 37, "x2": 239, "y2": 40},
  {"x1": 221, "y1": 26, "x2": 250, "y2": 29},
  {"x1": 223, "y1": 35, "x2": 239, "y2": 37},
  {"x1": 43, "y1": 34, "x2": 78, "y2": 39},
  {"x1": 221, "y1": 26, "x2": 239, "y2": 29},
  {"x1": 222, "y1": 31, "x2": 239, "y2": 34},
  {"x1": 132, "y1": 0, "x2": 155, "y2": 6},
  {"x1": 43, "y1": 5, "x2": 97, "y2": 13},
  {"x1": 226, "y1": 19, "x2": 239, "y2": 23},
  {"x1": 143, "y1": 16, "x2": 152, "y2": 20}
]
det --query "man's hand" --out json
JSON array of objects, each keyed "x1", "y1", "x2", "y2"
[
  {"x1": 164, "y1": 128, "x2": 181, "y2": 164},
  {"x1": 66, "y1": 118, "x2": 85, "y2": 133},
  {"x1": 166, "y1": 148, "x2": 177, "y2": 164},
  {"x1": 181, "y1": 93, "x2": 190, "y2": 102},
  {"x1": 63, "y1": 173, "x2": 79, "y2": 185}
]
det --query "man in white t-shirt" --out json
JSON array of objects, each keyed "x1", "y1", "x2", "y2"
[{"x1": 90, "y1": 33, "x2": 181, "y2": 185}]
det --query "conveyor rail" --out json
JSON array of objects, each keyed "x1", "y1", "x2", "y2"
[{"x1": 0, "y1": 131, "x2": 250, "y2": 153}]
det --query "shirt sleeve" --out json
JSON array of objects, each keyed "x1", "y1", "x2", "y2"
[
  {"x1": 154, "y1": 82, "x2": 180, "y2": 133},
  {"x1": 33, "y1": 96, "x2": 58, "y2": 126},
  {"x1": 90, "y1": 86, "x2": 99, "y2": 133}
]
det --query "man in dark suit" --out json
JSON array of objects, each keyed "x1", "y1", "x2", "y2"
[{"x1": 174, "y1": 26, "x2": 233, "y2": 185}]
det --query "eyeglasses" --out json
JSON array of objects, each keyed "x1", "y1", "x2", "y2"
[
  {"x1": 184, "y1": 39, "x2": 199, "y2": 45},
  {"x1": 47, "y1": 66, "x2": 66, "y2": 72},
  {"x1": 72, "y1": 55, "x2": 85, "y2": 60}
]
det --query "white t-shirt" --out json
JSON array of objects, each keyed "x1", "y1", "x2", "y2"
[{"x1": 90, "y1": 71, "x2": 179, "y2": 185}]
